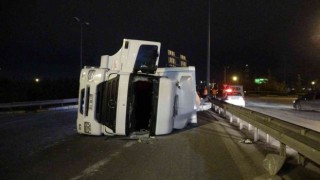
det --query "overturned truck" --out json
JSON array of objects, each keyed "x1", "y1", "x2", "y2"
[{"x1": 77, "y1": 39, "x2": 197, "y2": 136}]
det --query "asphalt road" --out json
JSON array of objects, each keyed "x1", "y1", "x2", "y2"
[
  {"x1": 0, "y1": 109, "x2": 77, "y2": 178},
  {"x1": 0, "y1": 109, "x2": 268, "y2": 180},
  {"x1": 245, "y1": 96, "x2": 320, "y2": 132},
  {"x1": 0, "y1": 103, "x2": 319, "y2": 179}
]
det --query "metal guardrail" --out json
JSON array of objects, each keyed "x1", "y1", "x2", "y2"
[
  {"x1": 211, "y1": 98, "x2": 320, "y2": 166},
  {"x1": 0, "y1": 98, "x2": 78, "y2": 109}
]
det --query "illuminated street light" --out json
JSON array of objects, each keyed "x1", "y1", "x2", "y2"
[
  {"x1": 311, "y1": 81, "x2": 316, "y2": 85},
  {"x1": 73, "y1": 17, "x2": 89, "y2": 70},
  {"x1": 232, "y1": 76, "x2": 238, "y2": 82},
  {"x1": 35, "y1": 78, "x2": 40, "y2": 83}
]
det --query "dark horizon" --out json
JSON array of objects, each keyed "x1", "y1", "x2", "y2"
[{"x1": 1, "y1": 0, "x2": 320, "y2": 87}]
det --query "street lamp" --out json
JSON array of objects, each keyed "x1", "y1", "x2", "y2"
[
  {"x1": 73, "y1": 17, "x2": 89, "y2": 70},
  {"x1": 232, "y1": 76, "x2": 239, "y2": 85},
  {"x1": 232, "y1": 76, "x2": 238, "y2": 82}
]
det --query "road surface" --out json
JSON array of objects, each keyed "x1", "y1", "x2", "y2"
[
  {"x1": 245, "y1": 96, "x2": 320, "y2": 132},
  {"x1": 0, "y1": 100, "x2": 319, "y2": 179}
]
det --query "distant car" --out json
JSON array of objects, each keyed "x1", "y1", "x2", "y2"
[
  {"x1": 222, "y1": 92, "x2": 245, "y2": 107},
  {"x1": 293, "y1": 91, "x2": 320, "y2": 111}
]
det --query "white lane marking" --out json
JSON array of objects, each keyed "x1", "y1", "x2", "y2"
[
  {"x1": 70, "y1": 140, "x2": 137, "y2": 180},
  {"x1": 70, "y1": 152, "x2": 120, "y2": 180}
]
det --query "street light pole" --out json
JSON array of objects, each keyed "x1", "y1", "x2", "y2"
[
  {"x1": 224, "y1": 66, "x2": 229, "y2": 84},
  {"x1": 207, "y1": 0, "x2": 211, "y2": 95},
  {"x1": 73, "y1": 17, "x2": 89, "y2": 70}
]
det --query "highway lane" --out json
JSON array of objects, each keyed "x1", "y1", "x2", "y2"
[
  {"x1": 245, "y1": 96, "x2": 320, "y2": 132},
  {"x1": 0, "y1": 109, "x2": 78, "y2": 178},
  {"x1": 0, "y1": 102, "x2": 319, "y2": 179},
  {"x1": 0, "y1": 110, "x2": 272, "y2": 179}
]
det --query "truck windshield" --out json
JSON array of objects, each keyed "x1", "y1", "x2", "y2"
[{"x1": 134, "y1": 45, "x2": 158, "y2": 74}]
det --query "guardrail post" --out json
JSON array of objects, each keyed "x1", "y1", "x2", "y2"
[
  {"x1": 210, "y1": 98, "x2": 320, "y2": 166},
  {"x1": 239, "y1": 118, "x2": 243, "y2": 130},
  {"x1": 254, "y1": 127, "x2": 259, "y2": 142},
  {"x1": 280, "y1": 143, "x2": 286, "y2": 157},
  {"x1": 268, "y1": 117, "x2": 272, "y2": 122},
  {"x1": 230, "y1": 115, "x2": 233, "y2": 123},
  {"x1": 215, "y1": 105, "x2": 219, "y2": 112},
  {"x1": 297, "y1": 153, "x2": 305, "y2": 166}
]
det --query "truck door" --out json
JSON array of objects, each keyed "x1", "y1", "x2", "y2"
[
  {"x1": 126, "y1": 74, "x2": 159, "y2": 136},
  {"x1": 96, "y1": 75, "x2": 120, "y2": 132}
]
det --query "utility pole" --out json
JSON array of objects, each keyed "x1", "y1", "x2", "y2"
[
  {"x1": 224, "y1": 66, "x2": 229, "y2": 84},
  {"x1": 73, "y1": 17, "x2": 90, "y2": 70},
  {"x1": 207, "y1": 0, "x2": 211, "y2": 95}
]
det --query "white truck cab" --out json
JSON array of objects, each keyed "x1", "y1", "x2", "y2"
[{"x1": 77, "y1": 39, "x2": 197, "y2": 136}]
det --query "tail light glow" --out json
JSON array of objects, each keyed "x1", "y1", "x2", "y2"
[{"x1": 225, "y1": 88, "x2": 233, "y2": 93}]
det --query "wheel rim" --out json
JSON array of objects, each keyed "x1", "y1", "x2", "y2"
[{"x1": 296, "y1": 103, "x2": 301, "y2": 110}]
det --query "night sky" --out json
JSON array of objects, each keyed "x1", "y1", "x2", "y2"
[{"x1": 1, "y1": 0, "x2": 320, "y2": 86}]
